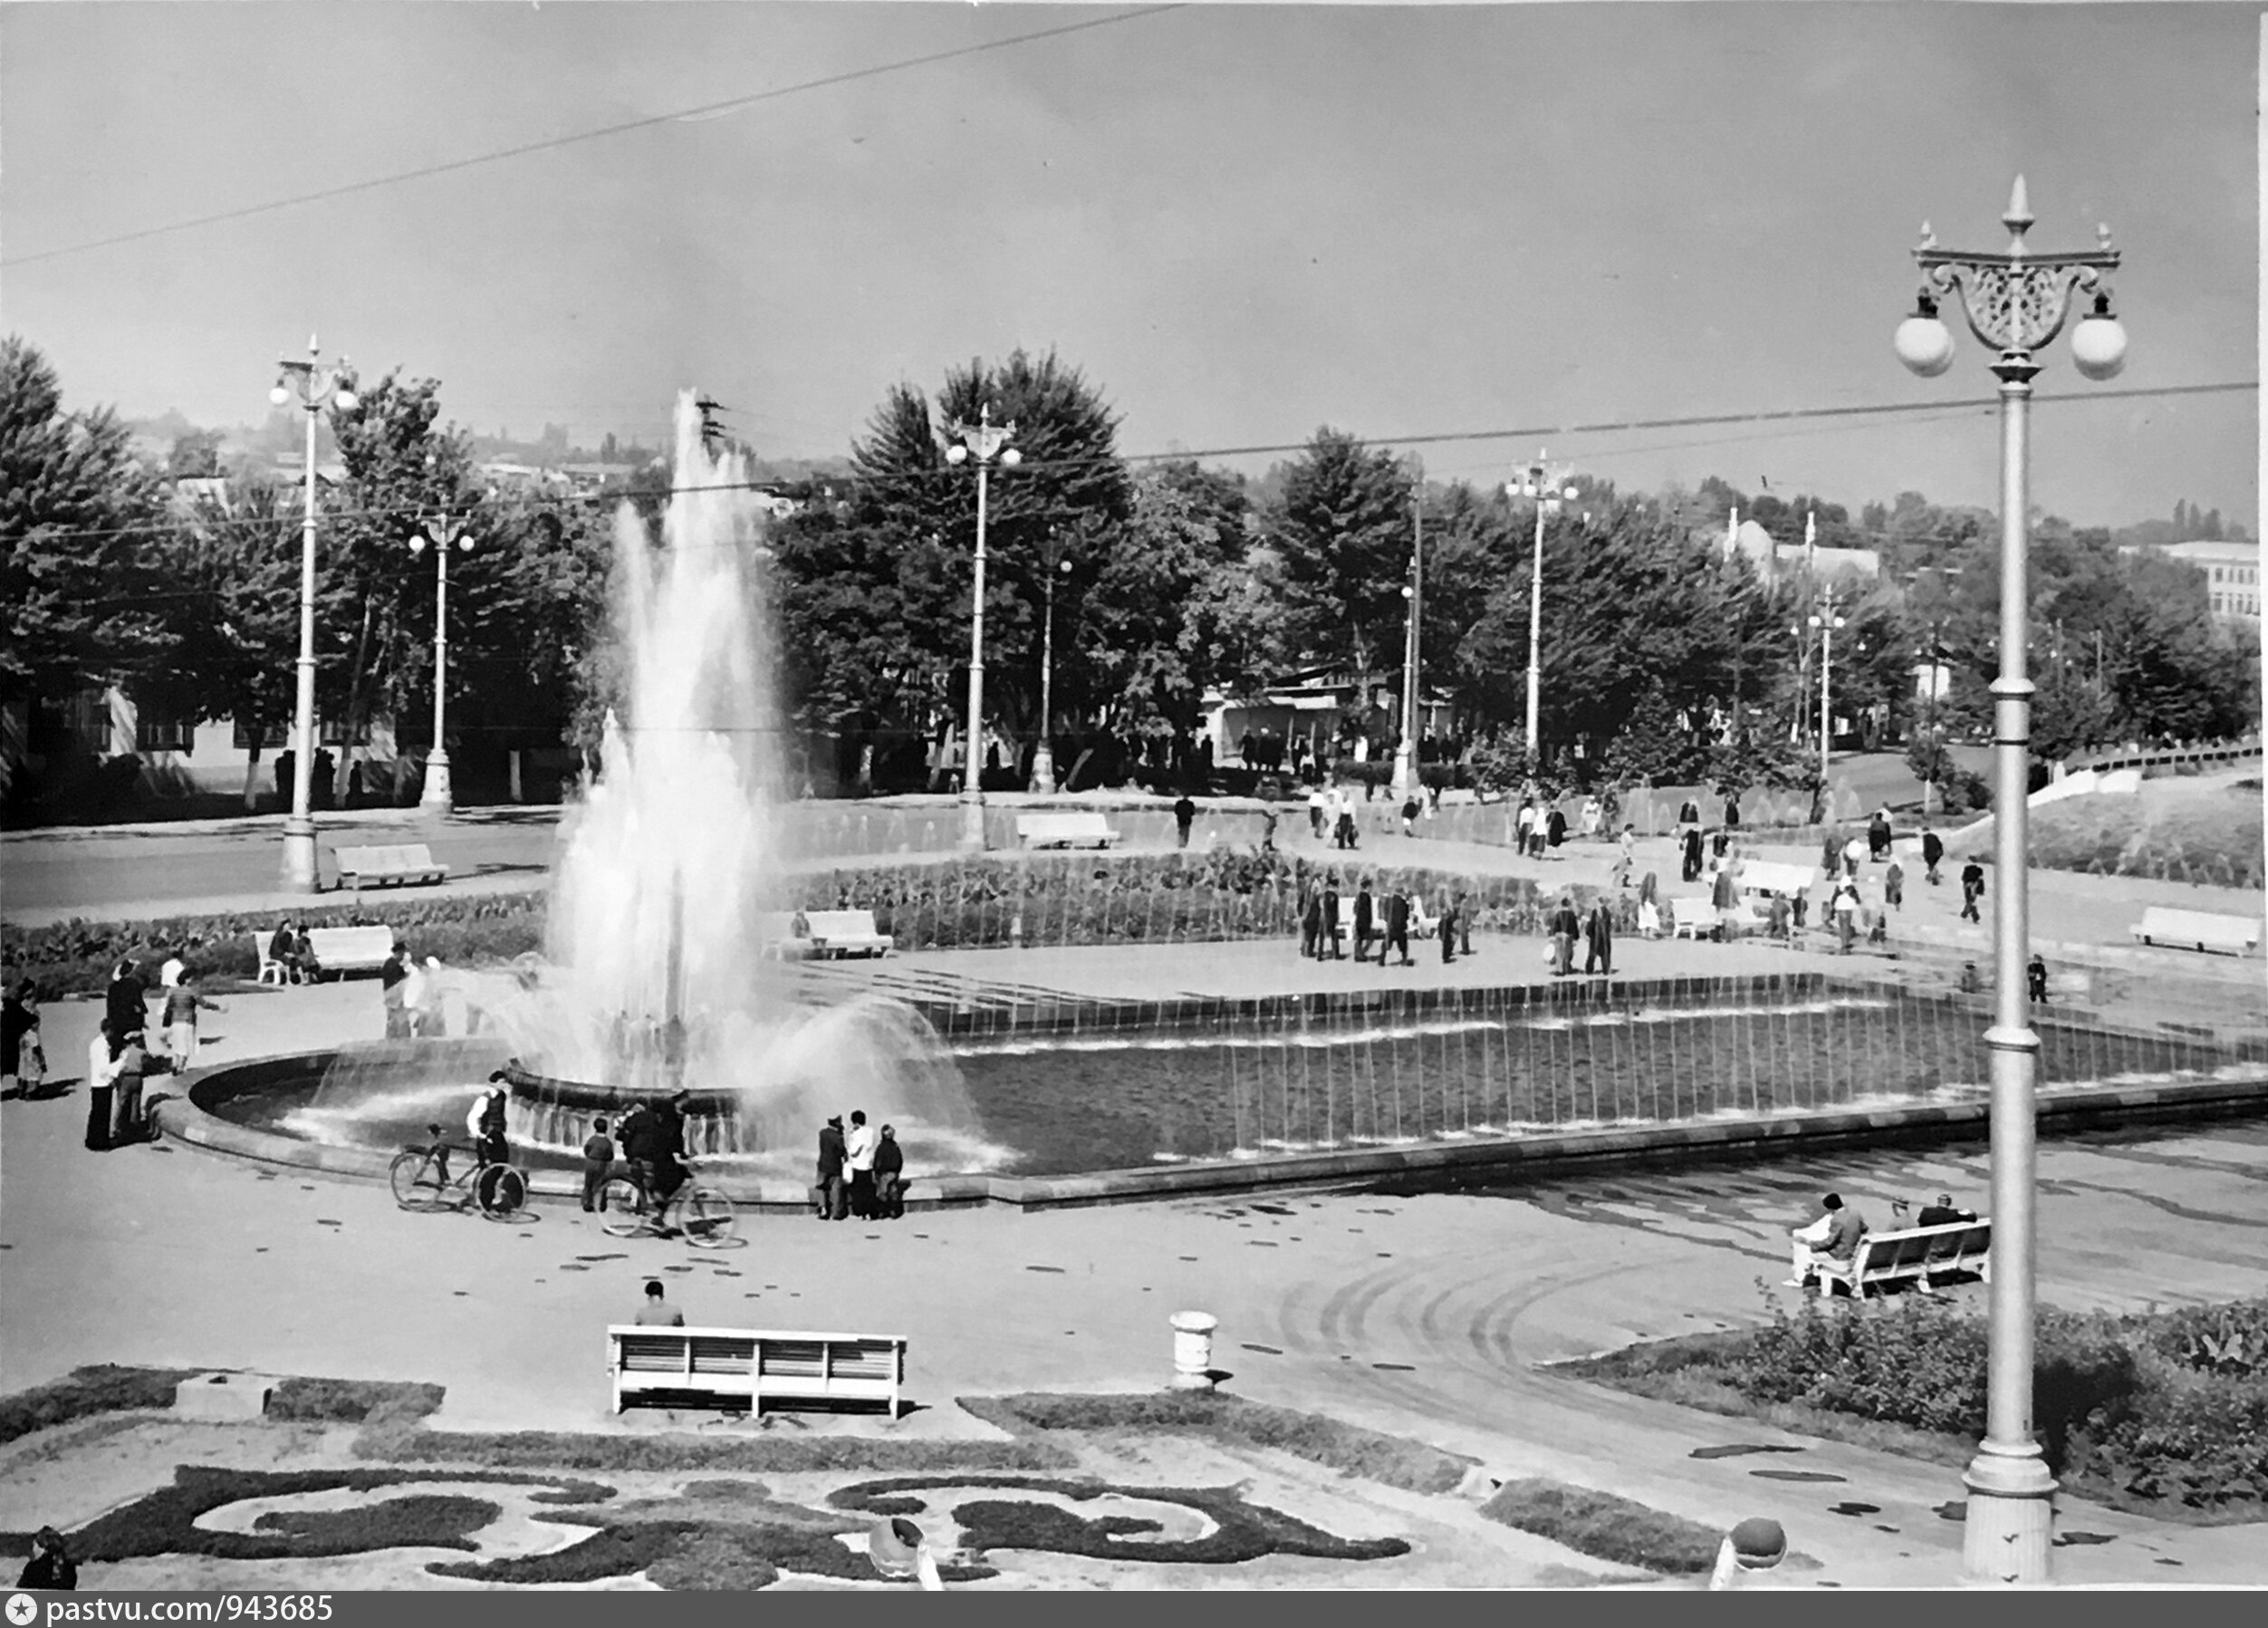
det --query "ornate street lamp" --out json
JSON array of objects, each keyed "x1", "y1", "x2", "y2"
[
  {"x1": 1390, "y1": 458, "x2": 1425, "y2": 803},
  {"x1": 410, "y1": 509, "x2": 475, "y2": 814},
  {"x1": 944, "y1": 407, "x2": 1020, "y2": 850},
  {"x1": 1505, "y1": 453, "x2": 1581, "y2": 786},
  {"x1": 1896, "y1": 176, "x2": 2125, "y2": 1585},
  {"x1": 1808, "y1": 600, "x2": 1847, "y2": 792},
  {"x1": 268, "y1": 337, "x2": 357, "y2": 891},
  {"x1": 1032, "y1": 540, "x2": 1074, "y2": 795}
]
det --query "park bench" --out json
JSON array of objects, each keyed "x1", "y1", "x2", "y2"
[
  {"x1": 333, "y1": 843, "x2": 448, "y2": 892},
  {"x1": 1668, "y1": 898, "x2": 1718, "y2": 939},
  {"x1": 1015, "y1": 812, "x2": 1121, "y2": 849},
  {"x1": 1812, "y1": 1218, "x2": 1993, "y2": 1300},
  {"x1": 1734, "y1": 860, "x2": 1818, "y2": 900},
  {"x1": 755, "y1": 912, "x2": 816, "y2": 961},
  {"x1": 255, "y1": 924, "x2": 397, "y2": 982},
  {"x1": 607, "y1": 1325, "x2": 906, "y2": 1416},
  {"x1": 2129, "y1": 906, "x2": 2261, "y2": 957},
  {"x1": 800, "y1": 909, "x2": 893, "y2": 958}
]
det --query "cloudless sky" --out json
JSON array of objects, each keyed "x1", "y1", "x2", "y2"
[{"x1": 2, "y1": 2, "x2": 2254, "y2": 530}]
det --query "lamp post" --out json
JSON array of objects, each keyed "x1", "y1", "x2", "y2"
[
  {"x1": 1032, "y1": 542, "x2": 1073, "y2": 794},
  {"x1": 1391, "y1": 460, "x2": 1424, "y2": 803},
  {"x1": 1809, "y1": 601, "x2": 1847, "y2": 792},
  {"x1": 944, "y1": 407, "x2": 1019, "y2": 850},
  {"x1": 411, "y1": 509, "x2": 474, "y2": 814},
  {"x1": 268, "y1": 337, "x2": 357, "y2": 891},
  {"x1": 1506, "y1": 453, "x2": 1581, "y2": 785},
  {"x1": 1896, "y1": 176, "x2": 2126, "y2": 1586}
]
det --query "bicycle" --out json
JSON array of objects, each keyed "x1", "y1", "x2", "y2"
[
  {"x1": 389, "y1": 1123, "x2": 529, "y2": 1220},
  {"x1": 597, "y1": 1159, "x2": 737, "y2": 1247}
]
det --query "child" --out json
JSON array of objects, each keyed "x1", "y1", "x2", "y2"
[{"x1": 581, "y1": 1116, "x2": 615, "y2": 1212}]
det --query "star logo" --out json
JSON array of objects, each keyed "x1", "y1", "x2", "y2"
[{"x1": 6, "y1": 1592, "x2": 40, "y2": 1624}]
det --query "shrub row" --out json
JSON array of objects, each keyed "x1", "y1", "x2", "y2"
[{"x1": 1477, "y1": 1479, "x2": 1722, "y2": 1575}]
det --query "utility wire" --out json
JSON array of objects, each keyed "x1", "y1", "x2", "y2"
[{"x1": 0, "y1": 5, "x2": 1185, "y2": 269}]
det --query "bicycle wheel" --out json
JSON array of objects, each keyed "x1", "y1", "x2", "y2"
[
  {"x1": 389, "y1": 1150, "x2": 442, "y2": 1209},
  {"x1": 679, "y1": 1187, "x2": 737, "y2": 1248},
  {"x1": 476, "y1": 1164, "x2": 528, "y2": 1219},
  {"x1": 598, "y1": 1177, "x2": 648, "y2": 1238}
]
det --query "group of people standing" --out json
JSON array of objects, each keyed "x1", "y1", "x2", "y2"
[
  {"x1": 1297, "y1": 881, "x2": 1474, "y2": 967},
  {"x1": 1307, "y1": 785, "x2": 1366, "y2": 850},
  {"x1": 813, "y1": 1110, "x2": 907, "y2": 1220},
  {"x1": 1544, "y1": 894, "x2": 1616, "y2": 977},
  {"x1": 77, "y1": 956, "x2": 219, "y2": 1151}
]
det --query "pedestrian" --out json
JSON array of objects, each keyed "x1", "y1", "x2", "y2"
[
  {"x1": 1299, "y1": 889, "x2": 1322, "y2": 958},
  {"x1": 1515, "y1": 800, "x2": 1536, "y2": 857},
  {"x1": 158, "y1": 970, "x2": 221, "y2": 1074},
  {"x1": 159, "y1": 951, "x2": 187, "y2": 991},
  {"x1": 1723, "y1": 792, "x2": 1742, "y2": 830},
  {"x1": 16, "y1": 1526, "x2": 76, "y2": 1591},
  {"x1": 1842, "y1": 834, "x2": 1866, "y2": 878},
  {"x1": 1439, "y1": 896, "x2": 1458, "y2": 965},
  {"x1": 1868, "y1": 805, "x2": 1893, "y2": 862},
  {"x1": 83, "y1": 1021, "x2": 120, "y2": 1151},
  {"x1": 1456, "y1": 891, "x2": 1474, "y2": 957},
  {"x1": 380, "y1": 942, "x2": 414, "y2": 1039},
  {"x1": 1765, "y1": 891, "x2": 1792, "y2": 940},
  {"x1": 1173, "y1": 793, "x2": 1196, "y2": 849},
  {"x1": 1546, "y1": 807, "x2": 1568, "y2": 850},
  {"x1": 1821, "y1": 827, "x2": 1843, "y2": 876},
  {"x1": 3, "y1": 978, "x2": 44, "y2": 1098},
  {"x1": 1681, "y1": 825, "x2": 1705, "y2": 884},
  {"x1": 1711, "y1": 859, "x2": 1742, "y2": 941},
  {"x1": 1549, "y1": 895, "x2": 1581, "y2": 977},
  {"x1": 1677, "y1": 797, "x2": 1702, "y2": 828},
  {"x1": 1583, "y1": 897, "x2": 1614, "y2": 976},
  {"x1": 813, "y1": 1113, "x2": 847, "y2": 1219},
  {"x1": 846, "y1": 1109, "x2": 878, "y2": 1219},
  {"x1": 1792, "y1": 886, "x2": 1809, "y2": 931},
  {"x1": 581, "y1": 1115, "x2": 615, "y2": 1212},
  {"x1": 1307, "y1": 784, "x2": 1329, "y2": 839},
  {"x1": 109, "y1": 1030, "x2": 149, "y2": 1146},
  {"x1": 1352, "y1": 882, "x2": 1376, "y2": 963},
  {"x1": 874, "y1": 1123, "x2": 907, "y2": 1219},
  {"x1": 1960, "y1": 858, "x2": 1985, "y2": 923},
  {"x1": 1382, "y1": 888, "x2": 1412, "y2": 967},
  {"x1": 1833, "y1": 878, "x2": 1860, "y2": 953},
  {"x1": 1321, "y1": 885, "x2": 1344, "y2": 959},
  {"x1": 1613, "y1": 824, "x2": 1636, "y2": 890},
  {"x1": 104, "y1": 958, "x2": 149, "y2": 1049},
  {"x1": 1400, "y1": 794, "x2": 1421, "y2": 836},
  {"x1": 1921, "y1": 826, "x2": 1945, "y2": 886},
  {"x1": 1260, "y1": 805, "x2": 1277, "y2": 853},
  {"x1": 634, "y1": 1278, "x2": 685, "y2": 1327},
  {"x1": 1885, "y1": 858, "x2": 1905, "y2": 911},
  {"x1": 1711, "y1": 827, "x2": 1731, "y2": 861},
  {"x1": 469, "y1": 1073, "x2": 511, "y2": 1169},
  {"x1": 2028, "y1": 953, "x2": 2050, "y2": 1004}
]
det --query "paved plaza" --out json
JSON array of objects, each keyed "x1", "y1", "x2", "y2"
[{"x1": 3, "y1": 792, "x2": 2265, "y2": 1587}]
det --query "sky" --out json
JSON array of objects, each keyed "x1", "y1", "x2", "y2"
[{"x1": 2, "y1": 1, "x2": 2256, "y2": 532}]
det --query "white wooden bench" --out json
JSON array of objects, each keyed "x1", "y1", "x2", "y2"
[
  {"x1": 800, "y1": 909, "x2": 893, "y2": 958},
  {"x1": 2129, "y1": 906, "x2": 2261, "y2": 956},
  {"x1": 1734, "y1": 861, "x2": 1817, "y2": 900},
  {"x1": 334, "y1": 843, "x2": 448, "y2": 891},
  {"x1": 607, "y1": 1325, "x2": 905, "y2": 1416},
  {"x1": 1813, "y1": 1219, "x2": 1992, "y2": 1300},
  {"x1": 1669, "y1": 898, "x2": 1716, "y2": 939},
  {"x1": 755, "y1": 912, "x2": 817, "y2": 961},
  {"x1": 291, "y1": 925, "x2": 398, "y2": 978},
  {"x1": 1015, "y1": 812, "x2": 1121, "y2": 849}
]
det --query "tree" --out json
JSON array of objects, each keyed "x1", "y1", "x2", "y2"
[
  {"x1": 1263, "y1": 429, "x2": 1414, "y2": 682},
  {"x1": 1, "y1": 335, "x2": 168, "y2": 706},
  {"x1": 168, "y1": 430, "x2": 224, "y2": 479}
]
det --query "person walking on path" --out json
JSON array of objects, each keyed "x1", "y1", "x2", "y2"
[
  {"x1": 1334, "y1": 789, "x2": 1360, "y2": 851},
  {"x1": 1884, "y1": 858, "x2": 1905, "y2": 911},
  {"x1": 1868, "y1": 805, "x2": 1893, "y2": 862},
  {"x1": 158, "y1": 971, "x2": 222, "y2": 1074},
  {"x1": 1549, "y1": 894, "x2": 1581, "y2": 978},
  {"x1": 1681, "y1": 825, "x2": 1705, "y2": 884},
  {"x1": 1321, "y1": 885, "x2": 1344, "y2": 959},
  {"x1": 83, "y1": 1021, "x2": 121, "y2": 1151},
  {"x1": 1583, "y1": 897, "x2": 1615, "y2": 977},
  {"x1": 3, "y1": 978, "x2": 44, "y2": 1097},
  {"x1": 1381, "y1": 888, "x2": 1413, "y2": 967},
  {"x1": 1613, "y1": 824, "x2": 1636, "y2": 890},
  {"x1": 1922, "y1": 826, "x2": 1946, "y2": 886},
  {"x1": 874, "y1": 1124, "x2": 907, "y2": 1219},
  {"x1": 581, "y1": 1116, "x2": 615, "y2": 1212},
  {"x1": 1711, "y1": 860, "x2": 1741, "y2": 940},
  {"x1": 105, "y1": 959, "x2": 149, "y2": 1050},
  {"x1": 1299, "y1": 888, "x2": 1322, "y2": 959},
  {"x1": 108, "y1": 1031, "x2": 149, "y2": 1147},
  {"x1": 1438, "y1": 895, "x2": 1458, "y2": 965},
  {"x1": 846, "y1": 1109, "x2": 879, "y2": 1219},
  {"x1": 1832, "y1": 878, "x2": 1860, "y2": 953},
  {"x1": 2028, "y1": 953, "x2": 2050, "y2": 1004},
  {"x1": 1959, "y1": 857, "x2": 1986, "y2": 923},
  {"x1": 1515, "y1": 800, "x2": 1537, "y2": 858},
  {"x1": 1352, "y1": 882, "x2": 1376, "y2": 963},
  {"x1": 1173, "y1": 794, "x2": 1196, "y2": 849},
  {"x1": 1821, "y1": 827, "x2": 1843, "y2": 877},
  {"x1": 634, "y1": 1278, "x2": 685, "y2": 1327},
  {"x1": 1456, "y1": 891, "x2": 1474, "y2": 957},
  {"x1": 1400, "y1": 795, "x2": 1421, "y2": 836},
  {"x1": 1545, "y1": 806, "x2": 1568, "y2": 851},
  {"x1": 1307, "y1": 785, "x2": 1329, "y2": 840}
]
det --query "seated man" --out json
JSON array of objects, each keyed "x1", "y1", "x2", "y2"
[
  {"x1": 1916, "y1": 1192, "x2": 1976, "y2": 1229},
  {"x1": 1787, "y1": 1192, "x2": 1869, "y2": 1287},
  {"x1": 633, "y1": 1278, "x2": 684, "y2": 1328}
]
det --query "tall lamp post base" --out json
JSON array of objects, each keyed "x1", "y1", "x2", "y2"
[
  {"x1": 1962, "y1": 1449, "x2": 2056, "y2": 1585},
  {"x1": 1388, "y1": 742, "x2": 1418, "y2": 804},
  {"x1": 959, "y1": 791, "x2": 987, "y2": 853},
  {"x1": 419, "y1": 747, "x2": 455, "y2": 816},
  {"x1": 281, "y1": 818, "x2": 320, "y2": 892},
  {"x1": 1030, "y1": 745, "x2": 1056, "y2": 796}
]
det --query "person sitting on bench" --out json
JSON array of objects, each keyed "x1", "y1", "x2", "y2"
[
  {"x1": 1916, "y1": 1192, "x2": 1976, "y2": 1229},
  {"x1": 1787, "y1": 1191, "x2": 1868, "y2": 1287},
  {"x1": 633, "y1": 1278, "x2": 684, "y2": 1328}
]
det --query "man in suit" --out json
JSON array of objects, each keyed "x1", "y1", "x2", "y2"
[
  {"x1": 1381, "y1": 889, "x2": 1412, "y2": 967},
  {"x1": 1583, "y1": 897, "x2": 1614, "y2": 976},
  {"x1": 1352, "y1": 882, "x2": 1376, "y2": 963},
  {"x1": 1549, "y1": 895, "x2": 1581, "y2": 977},
  {"x1": 1320, "y1": 885, "x2": 1344, "y2": 959}
]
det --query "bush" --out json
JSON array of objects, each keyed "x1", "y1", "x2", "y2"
[
  {"x1": 0, "y1": 1364, "x2": 199, "y2": 1446},
  {"x1": 1478, "y1": 1479, "x2": 1720, "y2": 1574},
  {"x1": 267, "y1": 1377, "x2": 447, "y2": 1425}
]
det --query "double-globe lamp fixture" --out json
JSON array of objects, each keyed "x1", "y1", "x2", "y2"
[
  {"x1": 1504, "y1": 455, "x2": 1581, "y2": 786},
  {"x1": 268, "y1": 337, "x2": 357, "y2": 891},
  {"x1": 943, "y1": 408, "x2": 1021, "y2": 851},
  {"x1": 1893, "y1": 177, "x2": 2125, "y2": 1587}
]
